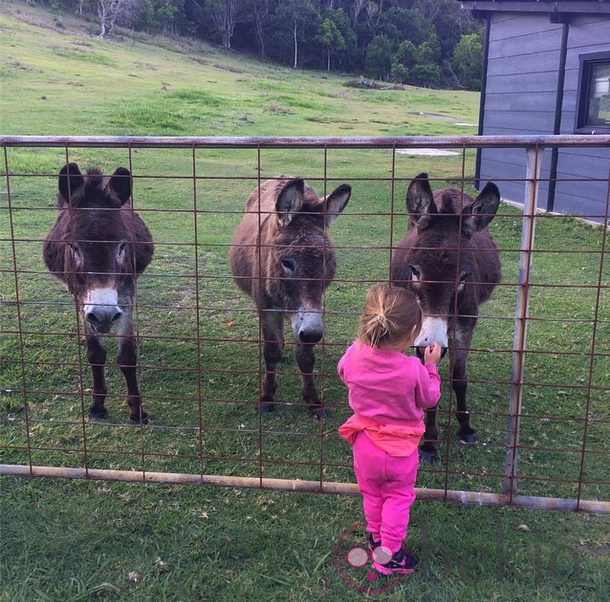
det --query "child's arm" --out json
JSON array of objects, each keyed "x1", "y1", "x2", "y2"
[{"x1": 415, "y1": 344, "x2": 442, "y2": 409}]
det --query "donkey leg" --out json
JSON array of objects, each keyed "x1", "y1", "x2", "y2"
[
  {"x1": 260, "y1": 310, "x2": 283, "y2": 413},
  {"x1": 117, "y1": 312, "x2": 148, "y2": 424},
  {"x1": 420, "y1": 407, "x2": 439, "y2": 463},
  {"x1": 86, "y1": 333, "x2": 108, "y2": 419},
  {"x1": 295, "y1": 342, "x2": 324, "y2": 420},
  {"x1": 452, "y1": 323, "x2": 476, "y2": 444}
]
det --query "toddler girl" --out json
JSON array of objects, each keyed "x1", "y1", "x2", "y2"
[{"x1": 338, "y1": 283, "x2": 442, "y2": 575}]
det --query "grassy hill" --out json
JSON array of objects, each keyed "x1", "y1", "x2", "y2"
[{"x1": 0, "y1": 1, "x2": 479, "y2": 138}]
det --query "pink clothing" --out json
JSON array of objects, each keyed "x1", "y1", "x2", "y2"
[
  {"x1": 337, "y1": 341, "x2": 441, "y2": 455},
  {"x1": 353, "y1": 432, "x2": 419, "y2": 553},
  {"x1": 337, "y1": 340, "x2": 441, "y2": 554},
  {"x1": 338, "y1": 414, "x2": 424, "y2": 456}
]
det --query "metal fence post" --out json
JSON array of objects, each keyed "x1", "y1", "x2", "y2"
[{"x1": 503, "y1": 145, "x2": 543, "y2": 499}]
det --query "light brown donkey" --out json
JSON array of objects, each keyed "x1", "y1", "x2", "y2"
[{"x1": 230, "y1": 177, "x2": 351, "y2": 419}]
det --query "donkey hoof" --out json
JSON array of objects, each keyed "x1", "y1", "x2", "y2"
[
  {"x1": 129, "y1": 412, "x2": 149, "y2": 425},
  {"x1": 419, "y1": 444, "x2": 439, "y2": 464},
  {"x1": 311, "y1": 406, "x2": 326, "y2": 421},
  {"x1": 88, "y1": 407, "x2": 108, "y2": 421},
  {"x1": 258, "y1": 401, "x2": 276, "y2": 414},
  {"x1": 459, "y1": 432, "x2": 477, "y2": 445}
]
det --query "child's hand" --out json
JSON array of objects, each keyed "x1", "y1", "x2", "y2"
[{"x1": 424, "y1": 343, "x2": 442, "y2": 365}]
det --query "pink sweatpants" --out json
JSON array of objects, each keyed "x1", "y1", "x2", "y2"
[{"x1": 353, "y1": 431, "x2": 419, "y2": 553}]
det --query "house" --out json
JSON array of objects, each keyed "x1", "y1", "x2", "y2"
[{"x1": 461, "y1": 1, "x2": 610, "y2": 221}]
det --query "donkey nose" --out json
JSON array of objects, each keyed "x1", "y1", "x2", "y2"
[
  {"x1": 85, "y1": 307, "x2": 123, "y2": 333},
  {"x1": 299, "y1": 328, "x2": 323, "y2": 344},
  {"x1": 293, "y1": 310, "x2": 324, "y2": 344},
  {"x1": 415, "y1": 345, "x2": 448, "y2": 360}
]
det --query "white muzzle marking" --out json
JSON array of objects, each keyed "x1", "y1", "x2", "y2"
[
  {"x1": 83, "y1": 287, "x2": 120, "y2": 317},
  {"x1": 415, "y1": 317, "x2": 448, "y2": 349}
]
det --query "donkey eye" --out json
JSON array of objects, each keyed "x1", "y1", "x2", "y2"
[
  {"x1": 281, "y1": 258, "x2": 296, "y2": 275},
  {"x1": 117, "y1": 242, "x2": 127, "y2": 260},
  {"x1": 410, "y1": 265, "x2": 420, "y2": 281},
  {"x1": 458, "y1": 270, "x2": 470, "y2": 291},
  {"x1": 69, "y1": 243, "x2": 82, "y2": 262}
]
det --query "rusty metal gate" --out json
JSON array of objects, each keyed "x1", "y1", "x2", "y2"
[{"x1": 1, "y1": 135, "x2": 608, "y2": 513}]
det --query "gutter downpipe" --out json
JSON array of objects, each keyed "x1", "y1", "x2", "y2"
[
  {"x1": 475, "y1": 10, "x2": 491, "y2": 189},
  {"x1": 547, "y1": 16, "x2": 570, "y2": 211}
]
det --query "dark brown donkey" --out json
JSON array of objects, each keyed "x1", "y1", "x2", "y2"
[
  {"x1": 44, "y1": 163, "x2": 154, "y2": 423},
  {"x1": 391, "y1": 173, "x2": 501, "y2": 462},
  {"x1": 230, "y1": 177, "x2": 351, "y2": 419}
]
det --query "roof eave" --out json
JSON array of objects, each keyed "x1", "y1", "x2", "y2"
[{"x1": 460, "y1": 1, "x2": 610, "y2": 16}]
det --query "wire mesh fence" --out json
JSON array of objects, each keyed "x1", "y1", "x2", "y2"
[{"x1": 1, "y1": 135, "x2": 608, "y2": 513}]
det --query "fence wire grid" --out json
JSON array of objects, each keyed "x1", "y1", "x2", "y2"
[{"x1": 1, "y1": 135, "x2": 609, "y2": 514}]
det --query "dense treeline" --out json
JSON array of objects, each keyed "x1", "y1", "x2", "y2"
[{"x1": 37, "y1": 0, "x2": 483, "y2": 89}]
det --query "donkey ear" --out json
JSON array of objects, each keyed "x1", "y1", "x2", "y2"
[
  {"x1": 276, "y1": 178, "x2": 305, "y2": 227},
  {"x1": 462, "y1": 182, "x2": 500, "y2": 236},
  {"x1": 58, "y1": 163, "x2": 84, "y2": 205},
  {"x1": 406, "y1": 173, "x2": 436, "y2": 230},
  {"x1": 323, "y1": 183, "x2": 351, "y2": 225},
  {"x1": 107, "y1": 167, "x2": 132, "y2": 205}
]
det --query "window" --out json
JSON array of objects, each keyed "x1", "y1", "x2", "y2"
[{"x1": 575, "y1": 51, "x2": 610, "y2": 134}]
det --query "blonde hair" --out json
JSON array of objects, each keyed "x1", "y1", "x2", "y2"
[{"x1": 357, "y1": 284, "x2": 422, "y2": 349}]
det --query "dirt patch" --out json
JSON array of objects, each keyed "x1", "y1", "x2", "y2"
[
  {"x1": 190, "y1": 56, "x2": 211, "y2": 65},
  {"x1": 266, "y1": 101, "x2": 294, "y2": 115},
  {"x1": 9, "y1": 8, "x2": 71, "y2": 34},
  {"x1": 134, "y1": 62, "x2": 159, "y2": 71},
  {"x1": 213, "y1": 63, "x2": 246, "y2": 74},
  {"x1": 6, "y1": 60, "x2": 34, "y2": 71},
  {"x1": 344, "y1": 78, "x2": 403, "y2": 91}
]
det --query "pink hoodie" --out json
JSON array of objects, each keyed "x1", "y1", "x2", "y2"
[{"x1": 337, "y1": 341, "x2": 441, "y2": 456}]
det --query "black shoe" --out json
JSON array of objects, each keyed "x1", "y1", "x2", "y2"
[
  {"x1": 367, "y1": 532, "x2": 381, "y2": 553},
  {"x1": 373, "y1": 548, "x2": 419, "y2": 575}
]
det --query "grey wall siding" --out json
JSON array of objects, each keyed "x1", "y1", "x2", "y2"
[
  {"x1": 479, "y1": 12, "x2": 610, "y2": 220},
  {"x1": 480, "y1": 14, "x2": 561, "y2": 208},
  {"x1": 554, "y1": 150, "x2": 610, "y2": 217},
  {"x1": 556, "y1": 16, "x2": 610, "y2": 219}
]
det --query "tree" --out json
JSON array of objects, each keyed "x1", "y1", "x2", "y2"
[
  {"x1": 350, "y1": 0, "x2": 367, "y2": 28},
  {"x1": 451, "y1": 33, "x2": 483, "y2": 90},
  {"x1": 204, "y1": 0, "x2": 246, "y2": 49},
  {"x1": 250, "y1": 0, "x2": 272, "y2": 58},
  {"x1": 390, "y1": 61, "x2": 407, "y2": 83},
  {"x1": 97, "y1": 0, "x2": 141, "y2": 38},
  {"x1": 364, "y1": 34, "x2": 393, "y2": 80},
  {"x1": 394, "y1": 39, "x2": 418, "y2": 71},
  {"x1": 273, "y1": 0, "x2": 319, "y2": 69},
  {"x1": 316, "y1": 14, "x2": 346, "y2": 71}
]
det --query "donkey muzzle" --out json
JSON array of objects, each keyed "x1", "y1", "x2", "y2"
[
  {"x1": 415, "y1": 345, "x2": 448, "y2": 361},
  {"x1": 292, "y1": 310, "x2": 324, "y2": 344},
  {"x1": 83, "y1": 287, "x2": 123, "y2": 333},
  {"x1": 415, "y1": 316, "x2": 449, "y2": 361}
]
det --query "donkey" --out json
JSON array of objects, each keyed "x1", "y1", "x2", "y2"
[
  {"x1": 43, "y1": 163, "x2": 154, "y2": 423},
  {"x1": 391, "y1": 173, "x2": 501, "y2": 462},
  {"x1": 230, "y1": 176, "x2": 351, "y2": 419}
]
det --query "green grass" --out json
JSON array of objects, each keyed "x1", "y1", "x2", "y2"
[
  {"x1": 1, "y1": 2, "x2": 609, "y2": 600},
  {"x1": 1, "y1": 477, "x2": 609, "y2": 601}
]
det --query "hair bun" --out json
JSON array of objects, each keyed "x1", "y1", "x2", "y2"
[{"x1": 374, "y1": 313, "x2": 386, "y2": 326}]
